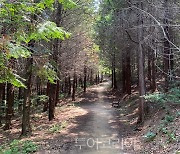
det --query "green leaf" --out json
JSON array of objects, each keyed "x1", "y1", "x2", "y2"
[
  {"x1": 58, "y1": 0, "x2": 77, "y2": 10},
  {"x1": 30, "y1": 21, "x2": 71, "y2": 41},
  {"x1": 7, "y1": 43, "x2": 31, "y2": 59},
  {"x1": 143, "y1": 131, "x2": 156, "y2": 142}
]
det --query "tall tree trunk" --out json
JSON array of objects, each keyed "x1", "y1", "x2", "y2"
[
  {"x1": 111, "y1": 68, "x2": 114, "y2": 88},
  {"x1": 64, "y1": 77, "x2": 68, "y2": 93},
  {"x1": 113, "y1": 53, "x2": 117, "y2": 89},
  {"x1": 55, "y1": 80, "x2": 60, "y2": 106},
  {"x1": 72, "y1": 72, "x2": 76, "y2": 101},
  {"x1": 48, "y1": 3, "x2": 62, "y2": 120},
  {"x1": 113, "y1": 65, "x2": 117, "y2": 89},
  {"x1": 137, "y1": 2, "x2": 146, "y2": 124},
  {"x1": 122, "y1": 52, "x2": 126, "y2": 93},
  {"x1": 43, "y1": 82, "x2": 49, "y2": 112},
  {"x1": 0, "y1": 83, "x2": 5, "y2": 126},
  {"x1": 68, "y1": 75, "x2": 71, "y2": 96},
  {"x1": 125, "y1": 49, "x2": 131, "y2": 95},
  {"x1": 18, "y1": 87, "x2": 23, "y2": 113},
  {"x1": 48, "y1": 83, "x2": 56, "y2": 121},
  {"x1": 147, "y1": 49, "x2": 152, "y2": 82},
  {"x1": 163, "y1": 0, "x2": 172, "y2": 92},
  {"x1": 151, "y1": 52, "x2": 156, "y2": 92},
  {"x1": 84, "y1": 66, "x2": 87, "y2": 93},
  {"x1": 4, "y1": 83, "x2": 14, "y2": 130},
  {"x1": 21, "y1": 57, "x2": 33, "y2": 136},
  {"x1": 90, "y1": 69, "x2": 93, "y2": 85}
]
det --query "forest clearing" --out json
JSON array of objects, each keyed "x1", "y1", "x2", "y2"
[{"x1": 0, "y1": 0, "x2": 180, "y2": 154}]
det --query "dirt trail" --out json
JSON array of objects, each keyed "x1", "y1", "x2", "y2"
[{"x1": 38, "y1": 81, "x2": 135, "y2": 154}]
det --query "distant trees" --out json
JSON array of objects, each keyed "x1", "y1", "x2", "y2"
[
  {"x1": 96, "y1": 0, "x2": 180, "y2": 123},
  {"x1": 0, "y1": 0, "x2": 99, "y2": 136}
]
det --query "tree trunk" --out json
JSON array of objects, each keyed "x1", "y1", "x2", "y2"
[
  {"x1": 84, "y1": 66, "x2": 87, "y2": 93},
  {"x1": 90, "y1": 69, "x2": 93, "y2": 85},
  {"x1": 48, "y1": 83, "x2": 56, "y2": 121},
  {"x1": 4, "y1": 83, "x2": 14, "y2": 130},
  {"x1": 137, "y1": 2, "x2": 146, "y2": 124},
  {"x1": 113, "y1": 65, "x2": 117, "y2": 89},
  {"x1": 122, "y1": 52, "x2": 126, "y2": 93},
  {"x1": 0, "y1": 83, "x2": 5, "y2": 126},
  {"x1": 64, "y1": 77, "x2": 68, "y2": 93},
  {"x1": 55, "y1": 80, "x2": 60, "y2": 106},
  {"x1": 43, "y1": 82, "x2": 49, "y2": 112},
  {"x1": 147, "y1": 49, "x2": 152, "y2": 82},
  {"x1": 72, "y1": 72, "x2": 76, "y2": 101},
  {"x1": 68, "y1": 75, "x2": 71, "y2": 96},
  {"x1": 125, "y1": 49, "x2": 131, "y2": 95},
  {"x1": 112, "y1": 53, "x2": 117, "y2": 89},
  {"x1": 163, "y1": 0, "x2": 172, "y2": 92},
  {"x1": 151, "y1": 52, "x2": 156, "y2": 92},
  {"x1": 21, "y1": 57, "x2": 33, "y2": 136},
  {"x1": 18, "y1": 88, "x2": 23, "y2": 113},
  {"x1": 111, "y1": 68, "x2": 114, "y2": 88}
]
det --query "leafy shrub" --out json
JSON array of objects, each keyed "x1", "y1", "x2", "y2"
[
  {"x1": 166, "y1": 131, "x2": 176, "y2": 143},
  {"x1": 164, "y1": 115, "x2": 175, "y2": 124},
  {"x1": 38, "y1": 95, "x2": 49, "y2": 102},
  {"x1": 143, "y1": 131, "x2": 156, "y2": 142},
  {"x1": 49, "y1": 121, "x2": 68, "y2": 133},
  {"x1": 0, "y1": 140, "x2": 38, "y2": 154},
  {"x1": 31, "y1": 95, "x2": 49, "y2": 106},
  {"x1": 22, "y1": 141, "x2": 38, "y2": 153},
  {"x1": 59, "y1": 93, "x2": 65, "y2": 99},
  {"x1": 144, "y1": 87, "x2": 180, "y2": 105}
]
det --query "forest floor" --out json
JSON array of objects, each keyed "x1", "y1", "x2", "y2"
[
  {"x1": 0, "y1": 80, "x2": 180, "y2": 154},
  {"x1": 36, "y1": 80, "x2": 141, "y2": 154}
]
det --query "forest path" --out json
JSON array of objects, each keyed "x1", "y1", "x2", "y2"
[{"x1": 37, "y1": 80, "x2": 135, "y2": 154}]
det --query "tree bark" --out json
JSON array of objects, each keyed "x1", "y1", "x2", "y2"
[
  {"x1": 163, "y1": 0, "x2": 172, "y2": 92},
  {"x1": 48, "y1": 83, "x2": 56, "y2": 121},
  {"x1": 72, "y1": 72, "x2": 76, "y2": 101},
  {"x1": 125, "y1": 49, "x2": 131, "y2": 95},
  {"x1": 68, "y1": 75, "x2": 71, "y2": 96},
  {"x1": 43, "y1": 82, "x2": 49, "y2": 112},
  {"x1": 137, "y1": 1, "x2": 146, "y2": 124},
  {"x1": 21, "y1": 57, "x2": 33, "y2": 136},
  {"x1": 4, "y1": 83, "x2": 14, "y2": 130},
  {"x1": 0, "y1": 83, "x2": 5, "y2": 126},
  {"x1": 55, "y1": 80, "x2": 60, "y2": 106},
  {"x1": 84, "y1": 66, "x2": 87, "y2": 93}
]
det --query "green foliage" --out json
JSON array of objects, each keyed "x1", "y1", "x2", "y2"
[
  {"x1": 36, "y1": 62, "x2": 59, "y2": 84},
  {"x1": 38, "y1": 95, "x2": 49, "y2": 102},
  {"x1": 7, "y1": 43, "x2": 31, "y2": 59},
  {"x1": 164, "y1": 115, "x2": 175, "y2": 124},
  {"x1": 49, "y1": 121, "x2": 68, "y2": 133},
  {"x1": 30, "y1": 21, "x2": 71, "y2": 42},
  {"x1": 166, "y1": 131, "x2": 177, "y2": 143},
  {"x1": 59, "y1": 0, "x2": 77, "y2": 10},
  {"x1": 0, "y1": 140, "x2": 38, "y2": 154},
  {"x1": 0, "y1": 0, "x2": 74, "y2": 87},
  {"x1": 59, "y1": 93, "x2": 65, "y2": 99},
  {"x1": 158, "y1": 113, "x2": 178, "y2": 143},
  {"x1": 144, "y1": 87, "x2": 180, "y2": 105},
  {"x1": 0, "y1": 67, "x2": 26, "y2": 88},
  {"x1": 143, "y1": 131, "x2": 156, "y2": 142},
  {"x1": 31, "y1": 95, "x2": 49, "y2": 105}
]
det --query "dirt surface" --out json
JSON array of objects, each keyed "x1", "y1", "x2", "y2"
[{"x1": 37, "y1": 81, "x2": 140, "y2": 154}]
